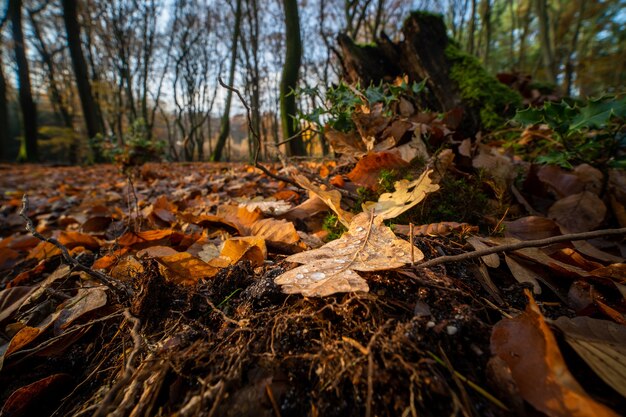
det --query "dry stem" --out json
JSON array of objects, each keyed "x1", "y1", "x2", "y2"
[{"x1": 416, "y1": 227, "x2": 626, "y2": 269}]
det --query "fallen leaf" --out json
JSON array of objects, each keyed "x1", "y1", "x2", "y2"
[
  {"x1": 275, "y1": 212, "x2": 418, "y2": 296},
  {"x1": 394, "y1": 222, "x2": 478, "y2": 237},
  {"x1": 0, "y1": 373, "x2": 72, "y2": 417},
  {"x1": 503, "y1": 216, "x2": 561, "y2": 240},
  {"x1": 362, "y1": 168, "x2": 439, "y2": 220},
  {"x1": 552, "y1": 316, "x2": 626, "y2": 398},
  {"x1": 537, "y1": 165, "x2": 585, "y2": 198},
  {"x1": 0, "y1": 286, "x2": 37, "y2": 324},
  {"x1": 504, "y1": 255, "x2": 542, "y2": 294},
  {"x1": 156, "y1": 252, "x2": 220, "y2": 285},
  {"x1": 293, "y1": 174, "x2": 353, "y2": 227},
  {"x1": 491, "y1": 290, "x2": 620, "y2": 417},
  {"x1": 472, "y1": 145, "x2": 515, "y2": 191},
  {"x1": 548, "y1": 191, "x2": 606, "y2": 233},
  {"x1": 346, "y1": 151, "x2": 408, "y2": 190},
  {"x1": 249, "y1": 218, "x2": 304, "y2": 253},
  {"x1": 27, "y1": 241, "x2": 61, "y2": 261},
  {"x1": 325, "y1": 128, "x2": 367, "y2": 156},
  {"x1": 55, "y1": 287, "x2": 108, "y2": 331},
  {"x1": 0, "y1": 247, "x2": 20, "y2": 270},
  {"x1": 467, "y1": 237, "x2": 500, "y2": 268},
  {"x1": 572, "y1": 241, "x2": 624, "y2": 264},
  {"x1": 220, "y1": 236, "x2": 266, "y2": 267},
  {"x1": 57, "y1": 231, "x2": 100, "y2": 250}
]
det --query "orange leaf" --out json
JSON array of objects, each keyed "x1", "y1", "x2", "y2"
[
  {"x1": 117, "y1": 230, "x2": 180, "y2": 247},
  {"x1": 6, "y1": 326, "x2": 41, "y2": 356},
  {"x1": 57, "y1": 231, "x2": 100, "y2": 250},
  {"x1": 346, "y1": 152, "x2": 408, "y2": 190},
  {"x1": 491, "y1": 290, "x2": 620, "y2": 417},
  {"x1": 157, "y1": 252, "x2": 220, "y2": 285},
  {"x1": 27, "y1": 242, "x2": 61, "y2": 261}
]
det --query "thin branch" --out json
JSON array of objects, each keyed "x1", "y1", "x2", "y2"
[
  {"x1": 415, "y1": 227, "x2": 626, "y2": 269},
  {"x1": 19, "y1": 195, "x2": 131, "y2": 302},
  {"x1": 217, "y1": 77, "x2": 300, "y2": 188}
]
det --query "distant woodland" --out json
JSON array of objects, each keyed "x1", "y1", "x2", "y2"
[{"x1": 0, "y1": 0, "x2": 625, "y2": 163}]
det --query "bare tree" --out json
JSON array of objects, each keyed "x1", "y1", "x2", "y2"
[{"x1": 9, "y1": 0, "x2": 38, "y2": 162}]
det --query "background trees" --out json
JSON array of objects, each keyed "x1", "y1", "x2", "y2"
[{"x1": 0, "y1": 0, "x2": 624, "y2": 163}]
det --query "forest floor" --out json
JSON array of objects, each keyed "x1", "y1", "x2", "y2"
[{"x1": 0, "y1": 159, "x2": 625, "y2": 417}]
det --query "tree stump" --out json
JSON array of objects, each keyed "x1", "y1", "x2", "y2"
[{"x1": 338, "y1": 12, "x2": 521, "y2": 135}]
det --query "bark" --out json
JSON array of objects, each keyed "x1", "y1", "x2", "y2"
[
  {"x1": 28, "y1": 10, "x2": 73, "y2": 128},
  {"x1": 337, "y1": 13, "x2": 521, "y2": 135},
  {"x1": 9, "y1": 0, "x2": 38, "y2": 162},
  {"x1": 211, "y1": 0, "x2": 242, "y2": 162},
  {"x1": 0, "y1": 54, "x2": 8, "y2": 161},
  {"x1": 563, "y1": 0, "x2": 586, "y2": 96},
  {"x1": 280, "y1": 0, "x2": 306, "y2": 156},
  {"x1": 62, "y1": 0, "x2": 104, "y2": 140},
  {"x1": 534, "y1": 0, "x2": 557, "y2": 83}
]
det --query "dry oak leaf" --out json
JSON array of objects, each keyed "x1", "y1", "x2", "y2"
[
  {"x1": 346, "y1": 151, "x2": 409, "y2": 190},
  {"x1": 548, "y1": 191, "x2": 607, "y2": 233},
  {"x1": 553, "y1": 316, "x2": 626, "y2": 398},
  {"x1": 156, "y1": 252, "x2": 220, "y2": 285},
  {"x1": 362, "y1": 168, "x2": 439, "y2": 220},
  {"x1": 491, "y1": 290, "x2": 620, "y2": 417},
  {"x1": 293, "y1": 174, "x2": 354, "y2": 227},
  {"x1": 275, "y1": 212, "x2": 420, "y2": 297}
]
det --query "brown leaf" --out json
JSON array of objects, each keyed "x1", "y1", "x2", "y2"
[
  {"x1": 537, "y1": 165, "x2": 585, "y2": 198},
  {"x1": 275, "y1": 212, "x2": 419, "y2": 297},
  {"x1": 503, "y1": 216, "x2": 561, "y2": 240},
  {"x1": 394, "y1": 222, "x2": 477, "y2": 237},
  {"x1": 553, "y1": 316, "x2": 626, "y2": 398},
  {"x1": 467, "y1": 237, "x2": 500, "y2": 268},
  {"x1": 504, "y1": 254, "x2": 542, "y2": 294},
  {"x1": 548, "y1": 191, "x2": 606, "y2": 233},
  {"x1": 293, "y1": 174, "x2": 353, "y2": 227},
  {"x1": 157, "y1": 252, "x2": 220, "y2": 285},
  {"x1": 27, "y1": 241, "x2": 61, "y2": 261},
  {"x1": 346, "y1": 152, "x2": 408, "y2": 190},
  {"x1": 0, "y1": 373, "x2": 72, "y2": 417},
  {"x1": 362, "y1": 168, "x2": 439, "y2": 220},
  {"x1": 220, "y1": 236, "x2": 266, "y2": 267},
  {"x1": 325, "y1": 128, "x2": 366, "y2": 156},
  {"x1": 0, "y1": 286, "x2": 37, "y2": 324},
  {"x1": 55, "y1": 287, "x2": 107, "y2": 331},
  {"x1": 491, "y1": 290, "x2": 620, "y2": 417},
  {"x1": 56, "y1": 231, "x2": 100, "y2": 250},
  {"x1": 249, "y1": 218, "x2": 304, "y2": 253}
]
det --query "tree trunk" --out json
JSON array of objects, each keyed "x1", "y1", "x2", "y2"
[
  {"x1": 9, "y1": 0, "x2": 38, "y2": 162},
  {"x1": 338, "y1": 12, "x2": 521, "y2": 135},
  {"x1": 534, "y1": 0, "x2": 557, "y2": 84},
  {"x1": 280, "y1": 0, "x2": 305, "y2": 156},
  {"x1": 0, "y1": 54, "x2": 9, "y2": 161},
  {"x1": 211, "y1": 0, "x2": 242, "y2": 162},
  {"x1": 62, "y1": 0, "x2": 104, "y2": 141},
  {"x1": 563, "y1": 0, "x2": 586, "y2": 96},
  {"x1": 29, "y1": 10, "x2": 73, "y2": 128}
]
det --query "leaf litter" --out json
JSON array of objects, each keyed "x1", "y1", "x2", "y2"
[{"x1": 0, "y1": 155, "x2": 625, "y2": 417}]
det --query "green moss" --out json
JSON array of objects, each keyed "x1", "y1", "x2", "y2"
[
  {"x1": 322, "y1": 214, "x2": 347, "y2": 241},
  {"x1": 445, "y1": 44, "x2": 522, "y2": 130},
  {"x1": 418, "y1": 174, "x2": 490, "y2": 225}
]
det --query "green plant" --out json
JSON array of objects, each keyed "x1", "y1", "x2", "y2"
[
  {"x1": 297, "y1": 79, "x2": 426, "y2": 133},
  {"x1": 322, "y1": 213, "x2": 347, "y2": 241},
  {"x1": 100, "y1": 118, "x2": 166, "y2": 170},
  {"x1": 513, "y1": 96, "x2": 626, "y2": 168}
]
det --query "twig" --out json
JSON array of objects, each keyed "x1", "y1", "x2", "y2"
[
  {"x1": 19, "y1": 195, "x2": 130, "y2": 302},
  {"x1": 217, "y1": 77, "x2": 300, "y2": 189},
  {"x1": 415, "y1": 227, "x2": 626, "y2": 269},
  {"x1": 93, "y1": 309, "x2": 143, "y2": 417}
]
